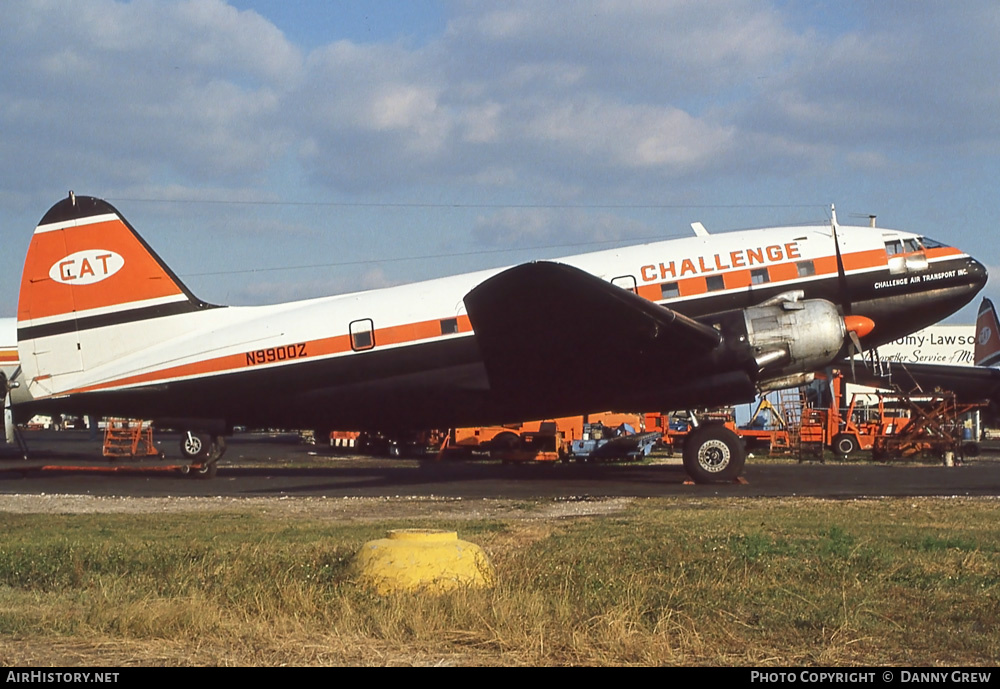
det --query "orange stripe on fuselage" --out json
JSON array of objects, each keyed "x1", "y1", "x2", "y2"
[
  {"x1": 840, "y1": 248, "x2": 889, "y2": 272},
  {"x1": 643, "y1": 247, "x2": 964, "y2": 302},
  {"x1": 18, "y1": 217, "x2": 186, "y2": 323},
  {"x1": 61, "y1": 315, "x2": 475, "y2": 396},
  {"x1": 41, "y1": 246, "x2": 968, "y2": 398}
]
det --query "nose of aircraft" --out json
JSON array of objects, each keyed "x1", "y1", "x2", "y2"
[{"x1": 967, "y1": 257, "x2": 989, "y2": 290}]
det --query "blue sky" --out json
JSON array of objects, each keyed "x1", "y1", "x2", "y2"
[{"x1": 2, "y1": 0, "x2": 998, "y2": 322}]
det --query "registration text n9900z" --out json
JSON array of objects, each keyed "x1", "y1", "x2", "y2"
[{"x1": 246, "y1": 343, "x2": 307, "y2": 366}]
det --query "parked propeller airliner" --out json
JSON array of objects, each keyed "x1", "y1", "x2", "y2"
[{"x1": 9, "y1": 193, "x2": 987, "y2": 481}]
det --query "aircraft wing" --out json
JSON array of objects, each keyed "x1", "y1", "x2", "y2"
[
  {"x1": 844, "y1": 360, "x2": 1000, "y2": 405},
  {"x1": 463, "y1": 261, "x2": 723, "y2": 402}
]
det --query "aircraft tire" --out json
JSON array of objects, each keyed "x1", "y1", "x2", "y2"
[
  {"x1": 180, "y1": 432, "x2": 226, "y2": 461},
  {"x1": 682, "y1": 423, "x2": 745, "y2": 484},
  {"x1": 180, "y1": 431, "x2": 212, "y2": 459},
  {"x1": 832, "y1": 433, "x2": 858, "y2": 457}
]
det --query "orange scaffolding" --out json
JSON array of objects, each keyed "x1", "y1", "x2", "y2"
[{"x1": 102, "y1": 418, "x2": 161, "y2": 458}]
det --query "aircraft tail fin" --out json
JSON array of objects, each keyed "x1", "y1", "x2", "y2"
[
  {"x1": 975, "y1": 298, "x2": 1000, "y2": 368},
  {"x1": 16, "y1": 193, "x2": 215, "y2": 396}
]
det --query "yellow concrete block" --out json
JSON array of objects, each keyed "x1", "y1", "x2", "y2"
[{"x1": 354, "y1": 529, "x2": 496, "y2": 594}]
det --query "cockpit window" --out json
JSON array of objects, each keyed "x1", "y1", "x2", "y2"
[
  {"x1": 884, "y1": 239, "x2": 903, "y2": 255},
  {"x1": 919, "y1": 236, "x2": 947, "y2": 249},
  {"x1": 886, "y1": 237, "x2": 930, "y2": 275},
  {"x1": 887, "y1": 237, "x2": 929, "y2": 255}
]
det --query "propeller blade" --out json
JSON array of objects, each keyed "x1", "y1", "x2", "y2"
[
  {"x1": 4, "y1": 392, "x2": 13, "y2": 445},
  {"x1": 843, "y1": 315, "x2": 874, "y2": 381},
  {"x1": 831, "y1": 204, "x2": 853, "y2": 316},
  {"x1": 848, "y1": 330, "x2": 864, "y2": 356},
  {"x1": 849, "y1": 330, "x2": 864, "y2": 380}
]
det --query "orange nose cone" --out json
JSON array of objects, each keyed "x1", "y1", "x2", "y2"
[{"x1": 844, "y1": 315, "x2": 875, "y2": 338}]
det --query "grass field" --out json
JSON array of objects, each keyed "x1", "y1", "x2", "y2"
[{"x1": 1, "y1": 495, "x2": 998, "y2": 666}]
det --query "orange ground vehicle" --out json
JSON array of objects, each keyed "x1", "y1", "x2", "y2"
[
  {"x1": 449, "y1": 412, "x2": 651, "y2": 463},
  {"x1": 646, "y1": 407, "x2": 789, "y2": 456},
  {"x1": 328, "y1": 412, "x2": 649, "y2": 462},
  {"x1": 798, "y1": 371, "x2": 983, "y2": 461},
  {"x1": 646, "y1": 369, "x2": 984, "y2": 463},
  {"x1": 797, "y1": 373, "x2": 910, "y2": 457}
]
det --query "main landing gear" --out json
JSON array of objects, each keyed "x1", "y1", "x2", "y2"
[
  {"x1": 179, "y1": 431, "x2": 227, "y2": 479},
  {"x1": 682, "y1": 423, "x2": 746, "y2": 484}
]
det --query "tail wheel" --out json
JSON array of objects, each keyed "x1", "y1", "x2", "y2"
[
  {"x1": 181, "y1": 431, "x2": 225, "y2": 479},
  {"x1": 180, "y1": 432, "x2": 226, "y2": 459},
  {"x1": 181, "y1": 431, "x2": 211, "y2": 459},
  {"x1": 682, "y1": 424, "x2": 746, "y2": 484}
]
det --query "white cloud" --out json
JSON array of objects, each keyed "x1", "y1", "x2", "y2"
[
  {"x1": 7, "y1": 0, "x2": 1000, "y2": 200},
  {"x1": 525, "y1": 98, "x2": 735, "y2": 171},
  {"x1": 220, "y1": 265, "x2": 398, "y2": 306},
  {"x1": 472, "y1": 207, "x2": 651, "y2": 247},
  {"x1": 0, "y1": 0, "x2": 301, "y2": 191},
  {"x1": 737, "y1": 3, "x2": 1000, "y2": 155},
  {"x1": 3, "y1": 1, "x2": 1000, "y2": 310},
  {"x1": 284, "y1": 0, "x2": 809, "y2": 193}
]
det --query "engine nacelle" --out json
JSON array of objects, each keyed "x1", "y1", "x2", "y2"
[{"x1": 742, "y1": 299, "x2": 847, "y2": 377}]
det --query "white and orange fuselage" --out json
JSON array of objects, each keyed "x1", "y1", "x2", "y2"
[{"x1": 13, "y1": 195, "x2": 986, "y2": 435}]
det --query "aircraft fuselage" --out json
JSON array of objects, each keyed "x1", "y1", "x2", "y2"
[{"x1": 13, "y1": 197, "x2": 987, "y2": 435}]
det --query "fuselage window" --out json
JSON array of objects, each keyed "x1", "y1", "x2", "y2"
[
  {"x1": 750, "y1": 268, "x2": 769, "y2": 285},
  {"x1": 349, "y1": 319, "x2": 375, "y2": 351},
  {"x1": 706, "y1": 275, "x2": 725, "y2": 292},
  {"x1": 796, "y1": 260, "x2": 816, "y2": 277},
  {"x1": 440, "y1": 318, "x2": 458, "y2": 335},
  {"x1": 884, "y1": 239, "x2": 904, "y2": 256},
  {"x1": 660, "y1": 282, "x2": 680, "y2": 299}
]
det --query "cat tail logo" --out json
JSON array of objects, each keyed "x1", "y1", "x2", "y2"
[
  {"x1": 16, "y1": 192, "x2": 217, "y2": 398},
  {"x1": 975, "y1": 298, "x2": 1000, "y2": 368}
]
